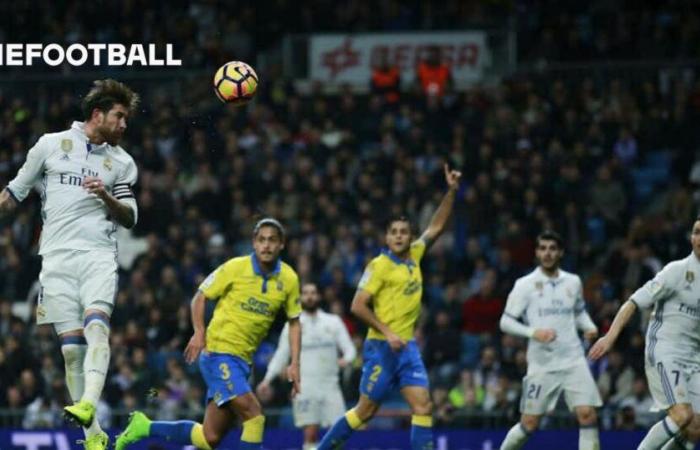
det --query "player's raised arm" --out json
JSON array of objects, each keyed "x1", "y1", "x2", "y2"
[{"x1": 419, "y1": 164, "x2": 461, "y2": 248}]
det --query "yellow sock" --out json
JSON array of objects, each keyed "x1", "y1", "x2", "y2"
[
  {"x1": 411, "y1": 415, "x2": 433, "y2": 427},
  {"x1": 345, "y1": 409, "x2": 363, "y2": 430},
  {"x1": 190, "y1": 423, "x2": 212, "y2": 450},
  {"x1": 241, "y1": 415, "x2": 265, "y2": 444}
]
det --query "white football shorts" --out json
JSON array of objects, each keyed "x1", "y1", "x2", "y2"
[{"x1": 292, "y1": 384, "x2": 346, "y2": 428}]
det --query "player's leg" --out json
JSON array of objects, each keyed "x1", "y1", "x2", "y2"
[
  {"x1": 639, "y1": 362, "x2": 694, "y2": 449},
  {"x1": 501, "y1": 371, "x2": 561, "y2": 450},
  {"x1": 303, "y1": 425, "x2": 320, "y2": 450},
  {"x1": 574, "y1": 407, "x2": 600, "y2": 450},
  {"x1": 317, "y1": 340, "x2": 393, "y2": 450},
  {"x1": 662, "y1": 413, "x2": 700, "y2": 449},
  {"x1": 229, "y1": 392, "x2": 266, "y2": 450},
  {"x1": 293, "y1": 394, "x2": 321, "y2": 449},
  {"x1": 398, "y1": 341, "x2": 434, "y2": 450},
  {"x1": 401, "y1": 386, "x2": 434, "y2": 450},
  {"x1": 66, "y1": 251, "x2": 118, "y2": 426},
  {"x1": 315, "y1": 387, "x2": 349, "y2": 450},
  {"x1": 116, "y1": 400, "x2": 233, "y2": 450},
  {"x1": 500, "y1": 414, "x2": 540, "y2": 450},
  {"x1": 563, "y1": 361, "x2": 602, "y2": 450}
]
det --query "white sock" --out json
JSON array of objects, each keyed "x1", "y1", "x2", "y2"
[
  {"x1": 302, "y1": 443, "x2": 318, "y2": 450},
  {"x1": 62, "y1": 341, "x2": 102, "y2": 437},
  {"x1": 61, "y1": 343, "x2": 86, "y2": 402},
  {"x1": 660, "y1": 436, "x2": 695, "y2": 450},
  {"x1": 81, "y1": 319, "x2": 110, "y2": 407},
  {"x1": 638, "y1": 417, "x2": 681, "y2": 450},
  {"x1": 500, "y1": 423, "x2": 531, "y2": 450},
  {"x1": 579, "y1": 426, "x2": 600, "y2": 450}
]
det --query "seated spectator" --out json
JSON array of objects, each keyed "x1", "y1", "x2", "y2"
[
  {"x1": 618, "y1": 377, "x2": 655, "y2": 429},
  {"x1": 424, "y1": 309, "x2": 461, "y2": 385},
  {"x1": 597, "y1": 350, "x2": 635, "y2": 406}
]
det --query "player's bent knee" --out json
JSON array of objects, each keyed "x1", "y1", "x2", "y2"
[
  {"x1": 355, "y1": 398, "x2": 380, "y2": 421},
  {"x1": 203, "y1": 427, "x2": 225, "y2": 448},
  {"x1": 521, "y1": 415, "x2": 540, "y2": 433},
  {"x1": 669, "y1": 404, "x2": 694, "y2": 428},
  {"x1": 576, "y1": 407, "x2": 597, "y2": 426}
]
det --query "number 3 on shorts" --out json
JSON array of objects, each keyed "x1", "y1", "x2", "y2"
[
  {"x1": 369, "y1": 365, "x2": 382, "y2": 382},
  {"x1": 219, "y1": 363, "x2": 231, "y2": 380}
]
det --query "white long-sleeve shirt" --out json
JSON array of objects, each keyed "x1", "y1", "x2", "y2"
[
  {"x1": 500, "y1": 267, "x2": 597, "y2": 373},
  {"x1": 6, "y1": 121, "x2": 138, "y2": 255},
  {"x1": 630, "y1": 253, "x2": 700, "y2": 367},
  {"x1": 263, "y1": 310, "x2": 356, "y2": 389}
]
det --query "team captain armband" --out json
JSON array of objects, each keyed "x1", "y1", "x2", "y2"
[{"x1": 112, "y1": 183, "x2": 134, "y2": 200}]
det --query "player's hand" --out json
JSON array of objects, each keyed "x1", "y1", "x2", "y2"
[
  {"x1": 588, "y1": 335, "x2": 613, "y2": 361},
  {"x1": 338, "y1": 358, "x2": 349, "y2": 369},
  {"x1": 444, "y1": 164, "x2": 462, "y2": 191},
  {"x1": 385, "y1": 331, "x2": 407, "y2": 352},
  {"x1": 583, "y1": 329, "x2": 599, "y2": 342},
  {"x1": 286, "y1": 363, "x2": 301, "y2": 398},
  {"x1": 256, "y1": 380, "x2": 272, "y2": 398},
  {"x1": 83, "y1": 176, "x2": 108, "y2": 199},
  {"x1": 532, "y1": 328, "x2": 557, "y2": 343},
  {"x1": 184, "y1": 330, "x2": 205, "y2": 364}
]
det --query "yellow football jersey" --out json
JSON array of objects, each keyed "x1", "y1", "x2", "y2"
[
  {"x1": 358, "y1": 239, "x2": 426, "y2": 341},
  {"x1": 199, "y1": 254, "x2": 301, "y2": 363}
]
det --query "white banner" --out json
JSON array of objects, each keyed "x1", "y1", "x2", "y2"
[{"x1": 309, "y1": 32, "x2": 490, "y2": 88}]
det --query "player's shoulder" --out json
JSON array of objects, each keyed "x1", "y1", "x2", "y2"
[
  {"x1": 559, "y1": 269, "x2": 582, "y2": 285},
  {"x1": 108, "y1": 145, "x2": 137, "y2": 167},
  {"x1": 222, "y1": 255, "x2": 251, "y2": 273},
  {"x1": 279, "y1": 260, "x2": 299, "y2": 283},
  {"x1": 513, "y1": 268, "x2": 540, "y2": 287},
  {"x1": 369, "y1": 252, "x2": 391, "y2": 270}
]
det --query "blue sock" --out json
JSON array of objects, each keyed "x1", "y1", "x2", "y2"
[
  {"x1": 318, "y1": 416, "x2": 355, "y2": 450},
  {"x1": 239, "y1": 441, "x2": 262, "y2": 450},
  {"x1": 411, "y1": 425, "x2": 434, "y2": 450},
  {"x1": 150, "y1": 420, "x2": 196, "y2": 444}
]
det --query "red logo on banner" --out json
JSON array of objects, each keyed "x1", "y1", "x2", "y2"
[{"x1": 322, "y1": 38, "x2": 360, "y2": 78}]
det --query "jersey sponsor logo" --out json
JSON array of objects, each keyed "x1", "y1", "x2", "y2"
[
  {"x1": 403, "y1": 279, "x2": 421, "y2": 296},
  {"x1": 240, "y1": 297, "x2": 274, "y2": 317},
  {"x1": 59, "y1": 173, "x2": 84, "y2": 186},
  {"x1": 103, "y1": 157, "x2": 112, "y2": 171},
  {"x1": 61, "y1": 139, "x2": 73, "y2": 153},
  {"x1": 687, "y1": 271, "x2": 695, "y2": 283}
]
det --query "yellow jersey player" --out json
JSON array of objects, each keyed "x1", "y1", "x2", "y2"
[
  {"x1": 318, "y1": 164, "x2": 462, "y2": 450},
  {"x1": 115, "y1": 218, "x2": 302, "y2": 450}
]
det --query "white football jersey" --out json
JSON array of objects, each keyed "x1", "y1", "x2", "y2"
[
  {"x1": 264, "y1": 310, "x2": 356, "y2": 390},
  {"x1": 7, "y1": 122, "x2": 138, "y2": 255},
  {"x1": 504, "y1": 267, "x2": 590, "y2": 373},
  {"x1": 631, "y1": 253, "x2": 700, "y2": 367}
]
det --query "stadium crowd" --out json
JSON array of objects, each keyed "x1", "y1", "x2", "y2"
[
  {"x1": 1, "y1": 0, "x2": 700, "y2": 434},
  {"x1": 0, "y1": 64, "x2": 698, "y2": 431}
]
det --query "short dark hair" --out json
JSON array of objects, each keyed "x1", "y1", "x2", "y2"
[
  {"x1": 253, "y1": 217, "x2": 286, "y2": 240},
  {"x1": 536, "y1": 230, "x2": 564, "y2": 249},
  {"x1": 385, "y1": 215, "x2": 413, "y2": 233},
  {"x1": 81, "y1": 79, "x2": 140, "y2": 121}
]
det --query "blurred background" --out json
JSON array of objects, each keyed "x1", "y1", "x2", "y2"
[{"x1": 1, "y1": 0, "x2": 700, "y2": 447}]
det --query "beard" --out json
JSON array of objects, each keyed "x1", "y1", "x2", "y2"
[{"x1": 302, "y1": 303, "x2": 319, "y2": 312}]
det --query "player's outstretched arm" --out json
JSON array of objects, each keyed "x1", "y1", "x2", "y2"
[
  {"x1": 286, "y1": 317, "x2": 301, "y2": 397},
  {"x1": 0, "y1": 189, "x2": 18, "y2": 216},
  {"x1": 588, "y1": 300, "x2": 637, "y2": 360},
  {"x1": 351, "y1": 289, "x2": 406, "y2": 351},
  {"x1": 184, "y1": 290, "x2": 208, "y2": 364},
  {"x1": 419, "y1": 164, "x2": 462, "y2": 248}
]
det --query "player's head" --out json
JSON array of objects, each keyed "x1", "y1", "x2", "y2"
[
  {"x1": 81, "y1": 79, "x2": 140, "y2": 146},
  {"x1": 385, "y1": 215, "x2": 413, "y2": 255},
  {"x1": 301, "y1": 282, "x2": 321, "y2": 312},
  {"x1": 252, "y1": 218, "x2": 285, "y2": 264},
  {"x1": 691, "y1": 216, "x2": 700, "y2": 258},
  {"x1": 535, "y1": 230, "x2": 564, "y2": 271}
]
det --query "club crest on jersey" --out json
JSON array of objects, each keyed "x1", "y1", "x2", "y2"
[
  {"x1": 535, "y1": 281, "x2": 543, "y2": 291},
  {"x1": 686, "y1": 271, "x2": 695, "y2": 284},
  {"x1": 103, "y1": 156, "x2": 113, "y2": 171},
  {"x1": 276, "y1": 280, "x2": 283, "y2": 291},
  {"x1": 61, "y1": 139, "x2": 73, "y2": 153}
]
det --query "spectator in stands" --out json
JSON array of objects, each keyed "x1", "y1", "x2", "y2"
[
  {"x1": 597, "y1": 350, "x2": 635, "y2": 406},
  {"x1": 416, "y1": 46, "x2": 452, "y2": 98},
  {"x1": 370, "y1": 50, "x2": 401, "y2": 106},
  {"x1": 618, "y1": 377, "x2": 655, "y2": 429},
  {"x1": 424, "y1": 309, "x2": 461, "y2": 385}
]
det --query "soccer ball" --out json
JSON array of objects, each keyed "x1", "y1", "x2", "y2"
[{"x1": 213, "y1": 61, "x2": 258, "y2": 105}]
